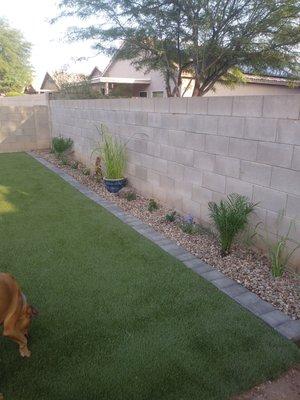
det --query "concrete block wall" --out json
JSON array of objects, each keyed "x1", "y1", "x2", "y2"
[
  {"x1": 0, "y1": 105, "x2": 51, "y2": 153},
  {"x1": 50, "y1": 95, "x2": 300, "y2": 270}
]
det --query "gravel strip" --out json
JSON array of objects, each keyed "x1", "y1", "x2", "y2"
[{"x1": 33, "y1": 150, "x2": 300, "y2": 320}]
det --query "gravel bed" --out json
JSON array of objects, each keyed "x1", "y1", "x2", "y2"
[{"x1": 33, "y1": 150, "x2": 300, "y2": 320}]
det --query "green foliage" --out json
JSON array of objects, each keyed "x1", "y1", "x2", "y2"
[
  {"x1": 5, "y1": 91, "x2": 22, "y2": 97},
  {"x1": 0, "y1": 19, "x2": 32, "y2": 94},
  {"x1": 82, "y1": 167, "x2": 90, "y2": 176},
  {"x1": 51, "y1": 136, "x2": 73, "y2": 157},
  {"x1": 264, "y1": 211, "x2": 300, "y2": 277},
  {"x1": 208, "y1": 194, "x2": 256, "y2": 256},
  {"x1": 125, "y1": 191, "x2": 137, "y2": 201},
  {"x1": 93, "y1": 124, "x2": 126, "y2": 179},
  {"x1": 59, "y1": 156, "x2": 69, "y2": 166},
  {"x1": 71, "y1": 160, "x2": 79, "y2": 169},
  {"x1": 55, "y1": 0, "x2": 300, "y2": 97},
  {"x1": 179, "y1": 216, "x2": 200, "y2": 235},
  {"x1": 165, "y1": 211, "x2": 176, "y2": 222},
  {"x1": 148, "y1": 199, "x2": 159, "y2": 212}
]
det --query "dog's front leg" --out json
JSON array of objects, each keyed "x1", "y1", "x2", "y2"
[{"x1": 3, "y1": 326, "x2": 31, "y2": 357}]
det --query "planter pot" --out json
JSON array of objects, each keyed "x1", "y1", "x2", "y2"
[{"x1": 104, "y1": 178, "x2": 127, "y2": 193}]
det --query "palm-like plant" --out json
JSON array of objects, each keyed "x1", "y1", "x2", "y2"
[{"x1": 208, "y1": 193, "x2": 257, "y2": 257}]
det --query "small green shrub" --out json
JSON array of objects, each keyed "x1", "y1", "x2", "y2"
[
  {"x1": 59, "y1": 157, "x2": 68, "y2": 166},
  {"x1": 165, "y1": 211, "x2": 176, "y2": 222},
  {"x1": 179, "y1": 215, "x2": 200, "y2": 235},
  {"x1": 148, "y1": 199, "x2": 159, "y2": 212},
  {"x1": 264, "y1": 211, "x2": 300, "y2": 277},
  {"x1": 82, "y1": 167, "x2": 90, "y2": 176},
  {"x1": 52, "y1": 136, "x2": 73, "y2": 157},
  {"x1": 71, "y1": 161, "x2": 79, "y2": 170},
  {"x1": 126, "y1": 191, "x2": 137, "y2": 201},
  {"x1": 208, "y1": 193, "x2": 256, "y2": 257}
]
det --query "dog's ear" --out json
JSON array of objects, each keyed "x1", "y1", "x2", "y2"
[{"x1": 30, "y1": 305, "x2": 39, "y2": 317}]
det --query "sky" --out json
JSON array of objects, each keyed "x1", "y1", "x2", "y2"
[{"x1": 1, "y1": 0, "x2": 110, "y2": 89}]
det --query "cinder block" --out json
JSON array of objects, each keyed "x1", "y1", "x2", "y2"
[
  {"x1": 271, "y1": 167, "x2": 300, "y2": 196},
  {"x1": 129, "y1": 98, "x2": 142, "y2": 111},
  {"x1": 167, "y1": 161, "x2": 185, "y2": 181},
  {"x1": 217, "y1": 116, "x2": 244, "y2": 138},
  {"x1": 253, "y1": 185, "x2": 287, "y2": 212},
  {"x1": 134, "y1": 111, "x2": 148, "y2": 126},
  {"x1": 286, "y1": 194, "x2": 300, "y2": 219},
  {"x1": 174, "y1": 148, "x2": 194, "y2": 166},
  {"x1": 185, "y1": 132, "x2": 205, "y2": 151},
  {"x1": 277, "y1": 119, "x2": 300, "y2": 145},
  {"x1": 192, "y1": 186, "x2": 213, "y2": 203},
  {"x1": 202, "y1": 171, "x2": 226, "y2": 193},
  {"x1": 181, "y1": 198, "x2": 201, "y2": 218},
  {"x1": 177, "y1": 114, "x2": 197, "y2": 132},
  {"x1": 161, "y1": 114, "x2": 178, "y2": 130},
  {"x1": 193, "y1": 151, "x2": 215, "y2": 171},
  {"x1": 226, "y1": 177, "x2": 253, "y2": 199},
  {"x1": 214, "y1": 156, "x2": 240, "y2": 178},
  {"x1": 152, "y1": 128, "x2": 169, "y2": 145},
  {"x1": 159, "y1": 174, "x2": 175, "y2": 190},
  {"x1": 147, "y1": 141, "x2": 161, "y2": 157},
  {"x1": 240, "y1": 161, "x2": 272, "y2": 186},
  {"x1": 147, "y1": 170, "x2": 161, "y2": 185},
  {"x1": 205, "y1": 135, "x2": 229, "y2": 155},
  {"x1": 232, "y1": 96, "x2": 263, "y2": 117},
  {"x1": 169, "y1": 97, "x2": 187, "y2": 114},
  {"x1": 207, "y1": 97, "x2": 233, "y2": 116},
  {"x1": 148, "y1": 113, "x2": 162, "y2": 128},
  {"x1": 195, "y1": 115, "x2": 218, "y2": 134},
  {"x1": 168, "y1": 130, "x2": 186, "y2": 148},
  {"x1": 245, "y1": 118, "x2": 277, "y2": 141},
  {"x1": 151, "y1": 157, "x2": 168, "y2": 173},
  {"x1": 141, "y1": 98, "x2": 154, "y2": 112},
  {"x1": 257, "y1": 142, "x2": 293, "y2": 168},
  {"x1": 265, "y1": 211, "x2": 300, "y2": 241},
  {"x1": 183, "y1": 167, "x2": 202, "y2": 184},
  {"x1": 292, "y1": 146, "x2": 300, "y2": 170},
  {"x1": 160, "y1": 144, "x2": 176, "y2": 162},
  {"x1": 154, "y1": 98, "x2": 170, "y2": 113},
  {"x1": 133, "y1": 139, "x2": 148, "y2": 154},
  {"x1": 174, "y1": 180, "x2": 193, "y2": 199},
  {"x1": 187, "y1": 97, "x2": 208, "y2": 115},
  {"x1": 229, "y1": 138, "x2": 258, "y2": 161},
  {"x1": 263, "y1": 95, "x2": 300, "y2": 119}
]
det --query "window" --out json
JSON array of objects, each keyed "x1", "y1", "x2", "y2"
[
  {"x1": 152, "y1": 91, "x2": 164, "y2": 98},
  {"x1": 139, "y1": 91, "x2": 148, "y2": 98}
]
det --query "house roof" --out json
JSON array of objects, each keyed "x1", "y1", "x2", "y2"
[
  {"x1": 40, "y1": 72, "x2": 59, "y2": 92},
  {"x1": 89, "y1": 66, "x2": 102, "y2": 79},
  {"x1": 245, "y1": 74, "x2": 300, "y2": 87}
]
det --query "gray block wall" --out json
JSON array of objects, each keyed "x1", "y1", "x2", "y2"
[
  {"x1": 50, "y1": 95, "x2": 300, "y2": 271},
  {"x1": 0, "y1": 105, "x2": 51, "y2": 153}
]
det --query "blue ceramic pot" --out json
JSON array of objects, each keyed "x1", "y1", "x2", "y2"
[{"x1": 104, "y1": 178, "x2": 127, "y2": 193}]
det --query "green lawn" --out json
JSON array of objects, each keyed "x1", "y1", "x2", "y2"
[{"x1": 0, "y1": 153, "x2": 299, "y2": 400}]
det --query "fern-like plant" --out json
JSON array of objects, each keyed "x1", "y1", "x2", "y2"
[{"x1": 208, "y1": 193, "x2": 256, "y2": 257}]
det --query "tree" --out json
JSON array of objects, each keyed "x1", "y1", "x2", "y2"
[
  {"x1": 55, "y1": 0, "x2": 300, "y2": 96},
  {"x1": 0, "y1": 19, "x2": 32, "y2": 95}
]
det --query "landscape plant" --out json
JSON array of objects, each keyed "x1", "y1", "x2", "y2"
[
  {"x1": 208, "y1": 193, "x2": 256, "y2": 256},
  {"x1": 165, "y1": 211, "x2": 176, "y2": 222},
  {"x1": 51, "y1": 136, "x2": 73, "y2": 158},
  {"x1": 148, "y1": 199, "x2": 159, "y2": 212},
  {"x1": 264, "y1": 211, "x2": 300, "y2": 277},
  {"x1": 94, "y1": 125, "x2": 126, "y2": 180},
  {"x1": 125, "y1": 191, "x2": 137, "y2": 201},
  {"x1": 71, "y1": 160, "x2": 79, "y2": 169},
  {"x1": 179, "y1": 215, "x2": 200, "y2": 235}
]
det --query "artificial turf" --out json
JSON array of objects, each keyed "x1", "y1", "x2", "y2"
[{"x1": 0, "y1": 152, "x2": 299, "y2": 400}]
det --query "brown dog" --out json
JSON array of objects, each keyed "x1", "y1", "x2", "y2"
[{"x1": 0, "y1": 273, "x2": 37, "y2": 357}]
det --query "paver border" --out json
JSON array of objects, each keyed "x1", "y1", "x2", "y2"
[{"x1": 28, "y1": 152, "x2": 300, "y2": 344}]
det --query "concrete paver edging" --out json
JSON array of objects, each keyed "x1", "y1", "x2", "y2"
[{"x1": 28, "y1": 152, "x2": 300, "y2": 344}]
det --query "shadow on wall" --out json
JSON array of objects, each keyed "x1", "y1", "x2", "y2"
[{"x1": 0, "y1": 106, "x2": 50, "y2": 153}]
